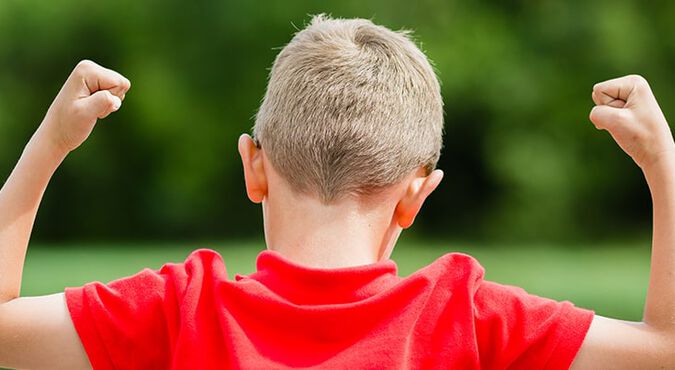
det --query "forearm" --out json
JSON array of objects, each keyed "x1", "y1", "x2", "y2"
[
  {"x1": 0, "y1": 122, "x2": 67, "y2": 303},
  {"x1": 643, "y1": 151, "x2": 675, "y2": 329}
]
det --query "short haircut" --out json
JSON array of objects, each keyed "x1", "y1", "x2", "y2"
[{"x1": 253, "y1": 14, "x2": 444, "y2": 203}]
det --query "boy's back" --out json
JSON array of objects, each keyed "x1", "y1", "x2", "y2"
[
  {"x1": 1, "y1": 14, "x2": 675, "y2": 370},
  {"x1": 67, "y1": 249, "x2": 590, "y2": 369}
]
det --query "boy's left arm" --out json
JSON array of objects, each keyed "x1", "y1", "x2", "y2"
[
  {"x1": 0, "y1": 60, "x2": 130, "y2": 370},
  {"x1": 571, "y1": 75, "x2": 675, "y2": 368}
]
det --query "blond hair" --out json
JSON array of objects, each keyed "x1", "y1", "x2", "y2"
[{"x1": 253, "y1": 15, "x2": 443, "y2": 203}]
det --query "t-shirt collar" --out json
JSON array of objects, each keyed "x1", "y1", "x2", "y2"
[{"x1": 239, "y1": 250, "x2": 400, "y2": 305}]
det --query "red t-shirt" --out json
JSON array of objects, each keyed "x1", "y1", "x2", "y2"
[{"x1": 65, "y1": 249, "x2": 593, "y2": 369}]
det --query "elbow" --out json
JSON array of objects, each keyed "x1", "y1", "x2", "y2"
[
  {"x1": 642, "y1": 313, "x2": 675, "y2": 334},
  {"x1": 639, "y1": 321, "x2": 675, "y2": 364},
  {"x1": 0, "y1": 292, "x2": 19, "y2": 305}
]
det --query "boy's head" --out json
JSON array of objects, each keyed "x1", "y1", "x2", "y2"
[
  {"x1": 252, "y1": 15, "x2": 443, "y2": 203},
  {"x1": 238, "y1": 15, "x2": 444, "y2": 263}
]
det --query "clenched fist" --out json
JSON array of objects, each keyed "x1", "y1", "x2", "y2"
[
  {"x1": 41, "y1": 60, "x2": 131, "y2": 153},
  {"x1": 590, "y1": 75, "x2": 674, "y2": 170}
]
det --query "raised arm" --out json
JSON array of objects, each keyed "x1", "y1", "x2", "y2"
[
  {"x1": 572, "y1": 75, "x2": 675, "y2": 368},
  {"x1": 0, "y1": 60, "x2": 130, "y2": 369}
]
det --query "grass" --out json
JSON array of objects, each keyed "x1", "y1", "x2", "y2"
[{"x1": 21, "y1": 239, "x2": 651, "y2": 321}]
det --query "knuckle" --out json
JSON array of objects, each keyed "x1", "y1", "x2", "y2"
[
  {"x1": 73, "y1": 60, "x2": 97, "y2": 77},
  {"x1": 76, "y1": 59, "x2": 94, "y2": 71},
  {"x1": 589, "y1": 106, "x2": 600, "y2": 119},
  {"x1": 119, "y1": 77, "x2": 131, "y2": 91},
  {"x1": 630, "y1": 74, "x2": 649, "y2": 88}
]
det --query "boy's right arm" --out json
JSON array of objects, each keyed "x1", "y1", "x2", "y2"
[
  {"x1": 0, "y1": 60, "x2": 129, "y2": 370},
  {"x1": 571, "y1": 75, "x2": 675, "y2": 368}
]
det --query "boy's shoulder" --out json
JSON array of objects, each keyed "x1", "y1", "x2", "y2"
[
  {"x1": 157, "y1": 248, "x2": 227, "y2": 276},
  {"x1": 408, "y1": 251, "x2": 486, "y2": 289}
]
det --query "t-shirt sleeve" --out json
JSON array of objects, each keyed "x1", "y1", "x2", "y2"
[
  {"x1": 65, "y1": 265, "x2": 183, "y2": 370},
  {"x1": 473, "y1": 280, "x2": 594, "y2": 370}
]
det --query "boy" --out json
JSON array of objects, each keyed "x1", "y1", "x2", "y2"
[{"x1": 0, "y1": 15, "x2": 674, "y2": 369}]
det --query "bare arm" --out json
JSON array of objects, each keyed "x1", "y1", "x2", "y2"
[
  {"x1": 0, "y1": 126, "x2": 66, "y2": 302},
  {"x1": 572, "y1": 75, "x2": 675, "y2": 368},
  {"x1": 0, "y1": 60, "x2": 130, "y2": 370}
]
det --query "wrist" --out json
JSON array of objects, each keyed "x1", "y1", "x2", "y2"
[
  {"x1": 641, "y1": 147, "x2": 675, "y2": 179},
  {"x1": 35, "y1": 116, "x2": 70, "y2": 154},
  {"x1": 28, "y1": 122, "x2": 70, "y2": 162}
]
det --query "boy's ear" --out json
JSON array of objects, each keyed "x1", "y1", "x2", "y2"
[
  {"x1": 238, "y1": 134, "x2": 268, "y2": 204},
  {"x1": 394, "y1": 169, "x2": 444, "y2": 229}
]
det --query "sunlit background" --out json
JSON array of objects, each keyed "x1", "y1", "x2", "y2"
[{"x1": 2, "y1": 0, "x2": 674, "y2": 321}]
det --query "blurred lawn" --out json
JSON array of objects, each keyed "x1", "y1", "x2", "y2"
[{"x1": 22, "y1": 239, "x2": 650, "y2": 321}]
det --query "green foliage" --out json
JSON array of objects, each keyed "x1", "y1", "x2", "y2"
[{"x1": 1, "y1": 0, "x2": 673, "y2": 241}]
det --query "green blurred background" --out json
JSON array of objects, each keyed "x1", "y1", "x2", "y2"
[{"x1": 2, "y1": 0, "x2": 673, "y2": 320}]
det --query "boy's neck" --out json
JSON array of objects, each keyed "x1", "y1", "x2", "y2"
[
  {"x1": 262, "y1": 188, "x2": 400, "y2": 269},
  {"x1": 269, "y1": 240, "x2": 379, "y2": 269}
]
